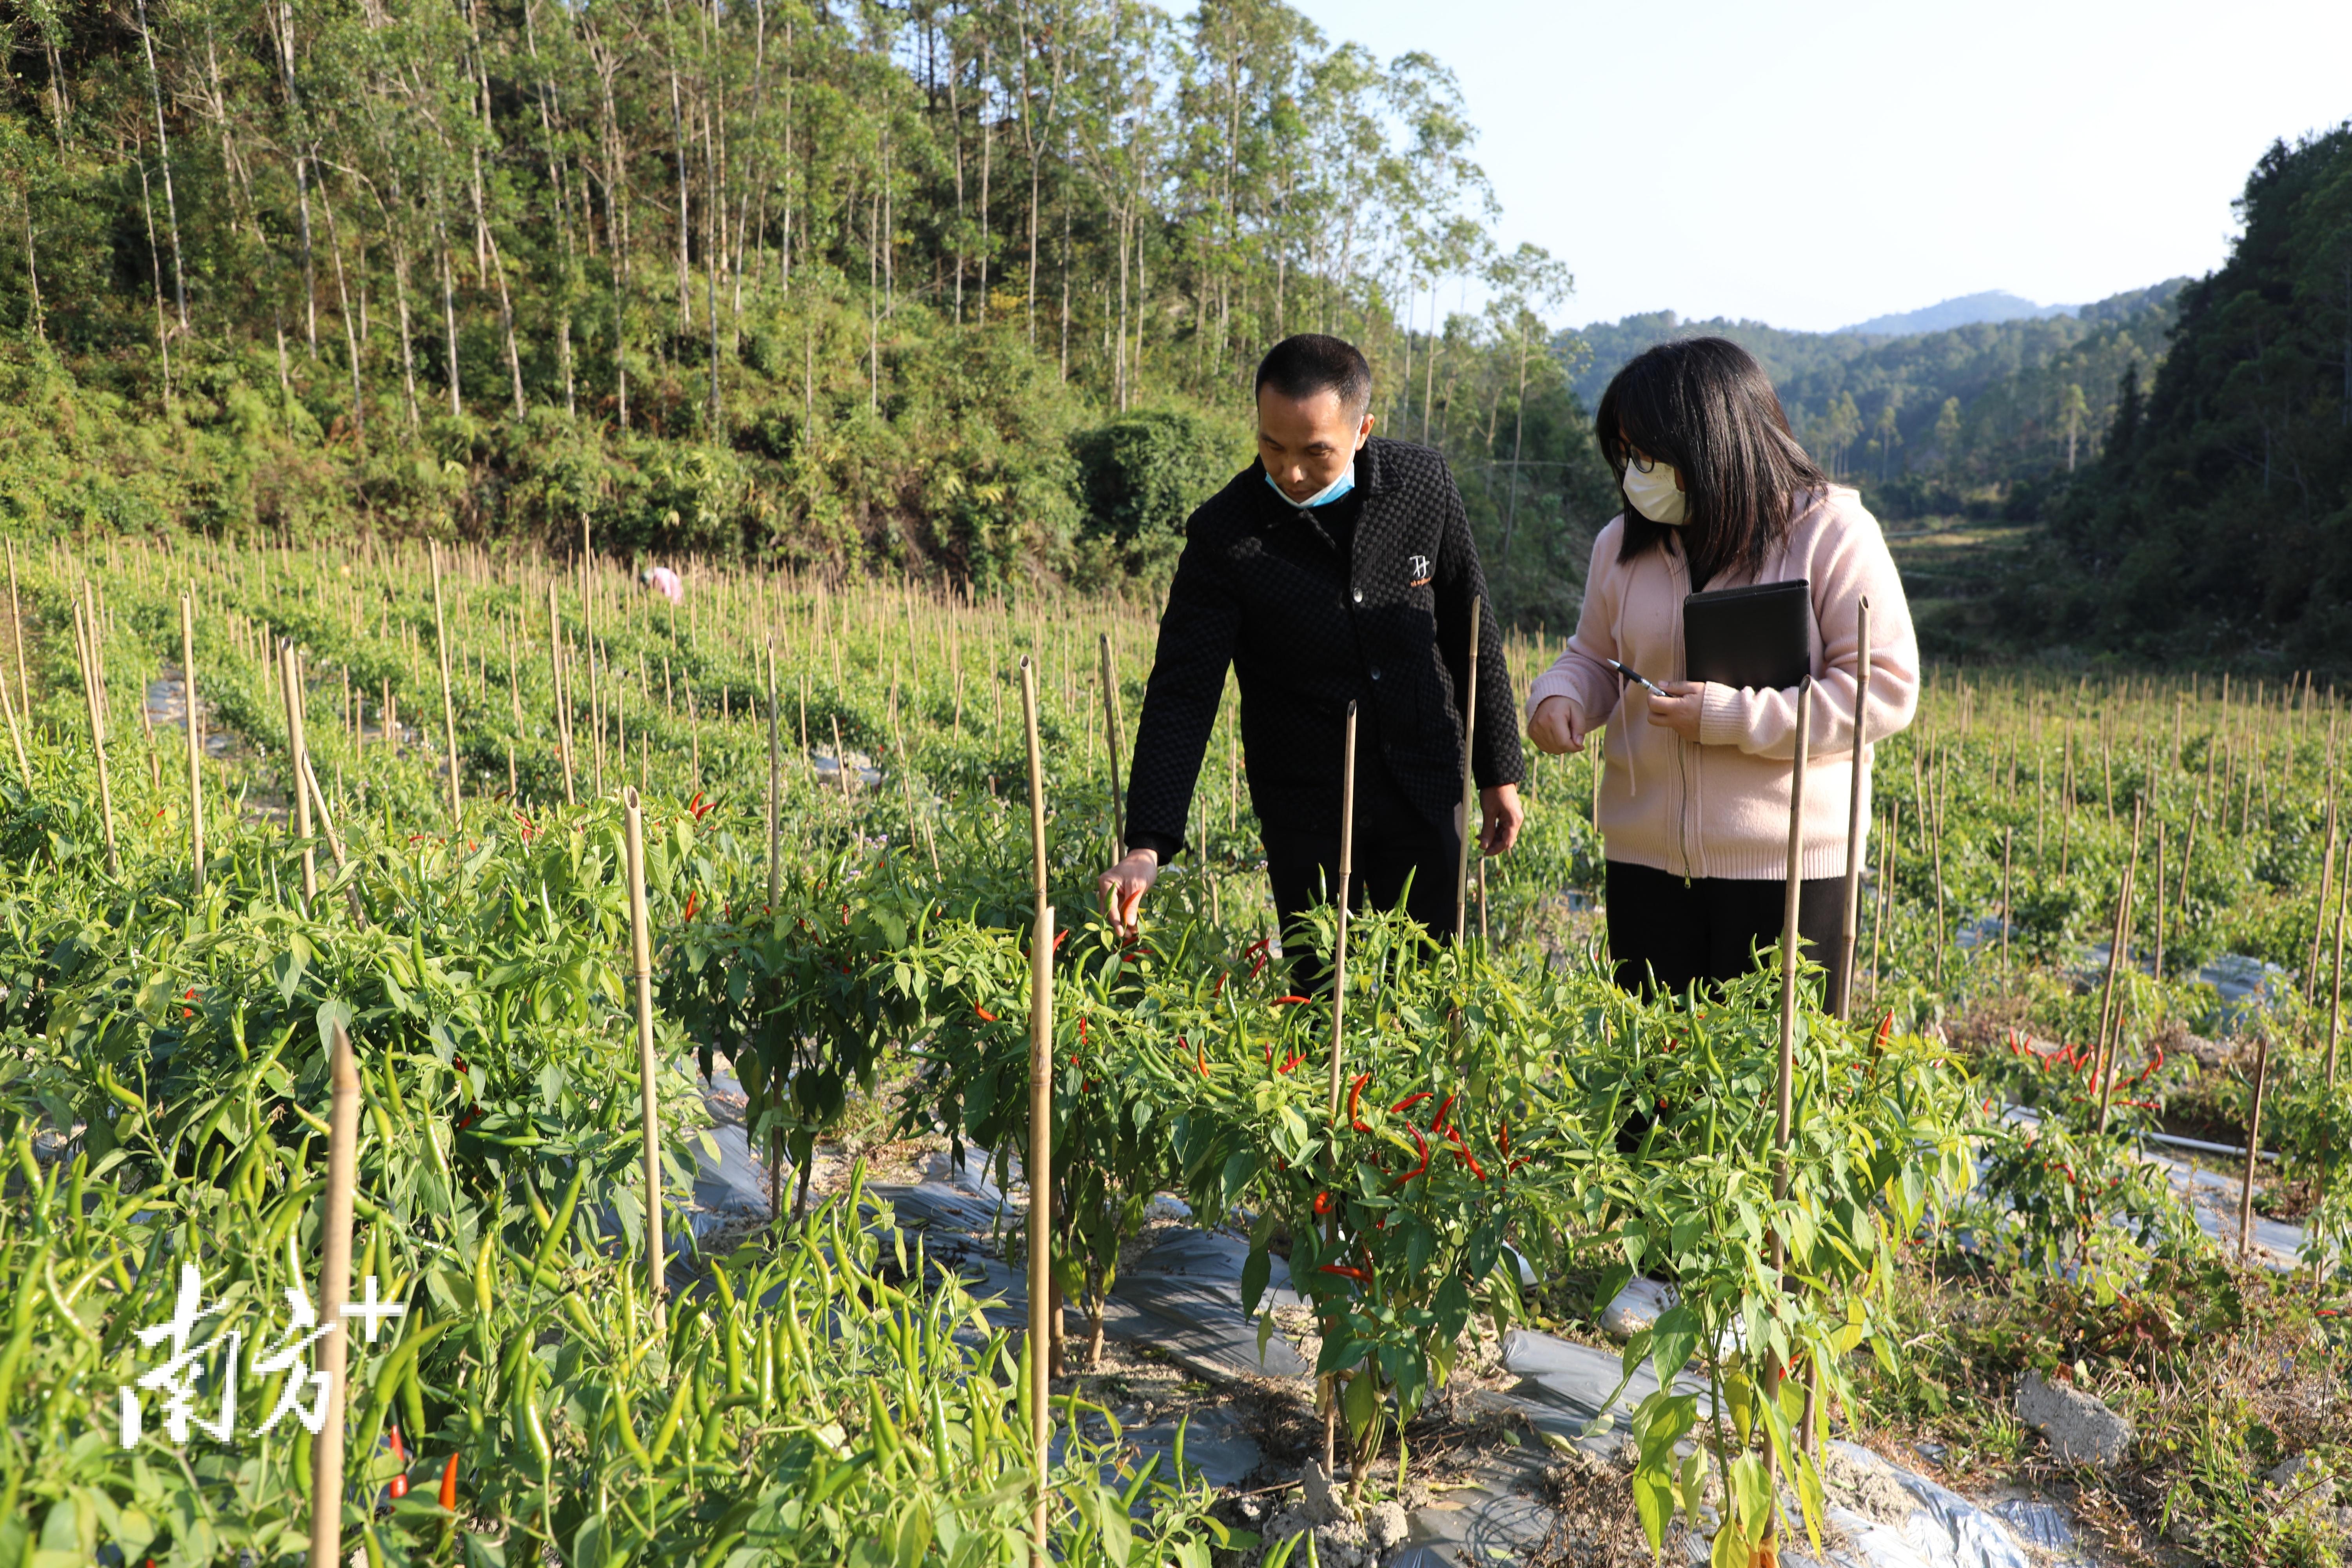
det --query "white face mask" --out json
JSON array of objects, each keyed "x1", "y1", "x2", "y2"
[{"x1": 1622, "y1": 459, "x2": 1688, "y2": 526}]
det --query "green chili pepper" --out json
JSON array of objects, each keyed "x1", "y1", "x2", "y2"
[
  {"x1": 0, "y1": 1238, "x2": 53, "y2": 1415},
  {"x1": 608, "y1": 1382, "x2": 653, "y2": 1466},
  {"x1": 530, "y1": 1162, "x2": 588, "y2": 1276},
  {"x1": 521, "y1": 1383, "x2": 553, "y2": 1477},
  {"x1": 647, "y1": 1357, "x2": 699, "y2": 1465},
  {"x1": 474, "y1": 1232, "x2": 496, "y2": 1319}
]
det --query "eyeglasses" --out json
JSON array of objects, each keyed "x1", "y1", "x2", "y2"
[{"x1": 1623, "y1": 450, "x2": 1659, "y2": 474}]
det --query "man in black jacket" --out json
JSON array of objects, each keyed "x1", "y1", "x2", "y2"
[{"x1": 1097, "y1": 334, "x2": 1523, "y2": 965}]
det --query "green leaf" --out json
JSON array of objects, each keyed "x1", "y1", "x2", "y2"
[
  {"x1": 1240, "y1": 1245, "x2": 1271, "y2": 1319},
  {"x1": 1631, "y1": 1468, "x2": 1673, "y2": 1550},
  {"x1": 1648, "y1": 1305, "x2": 1699, "y2": 1385}
]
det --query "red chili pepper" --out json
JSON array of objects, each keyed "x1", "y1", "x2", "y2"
[
  {"x1": 1214, "y1": 972, "x2": 1229, "y2": 996},
  {"x1": 1278, "y1": 1050, "x2": 1303, "y2": 1075},
  {"x1": 1390, "y1": 1125, "x2": 1431, "y2": 1187},
  {"x1": 1391, "y1": 1091, "x2": 1433, "y2": 1116},
  {"x1": 1348, "y1": 1073, "x2": 1373, "y2": 1133},
  {"x1": 684, "y1": 892, "x2": 699, "y2": 921},
  {"x1": 1498, "y1": 1121, "x2": 1512, "y2": 1157},
  {"x1": 1429, "y1": 1093, "x2": 1457, "y2": 1134},
  {"x1": 1318, "y1": 1264, "x2": 1371, "y2": 1283},
  {"x1": 438, "y1": 1454, "x2": 459, "y2": 1510},
  {"x1": 1053, "y1": 929, "x2": 1070, "y2": 951},
  {"x1": 974, "y1": 1006, "x2": 1000, "y2": 1023},
  {"x1": 1270, "y1": 995, "x2": 1312, "y2": 1007},
  {"x1": 1313, "y1": 1191, "x2": 1334, "y2": 1216},
  {"x1": 1192, "y1": 1038, "x2": 1208, "y2": 1078},
  {"x1": 1875, "y1": 1011, "x2": 1895, "y2": 1050},
  {"x1": 1451, "y1": 1145, "x2": 1488, "y2": 1182},
  {"x1": 1079, "y1": 1017, "x2": 1089, "y2": 1044}
]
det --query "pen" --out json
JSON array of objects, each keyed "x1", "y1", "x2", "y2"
[{"x1": 1606, "y1": 659, "x2": 1668, "y2": 698}]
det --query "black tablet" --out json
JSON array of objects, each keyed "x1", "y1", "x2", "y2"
[{"x1": 1684, "y1": 578, "x2": 1810, "y2": 691}]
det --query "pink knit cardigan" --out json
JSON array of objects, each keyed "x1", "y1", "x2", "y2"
[{"x1": 1524, "y1": 486, "x2": 1920, "y2": 881}]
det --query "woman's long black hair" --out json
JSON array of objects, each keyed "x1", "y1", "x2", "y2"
[{"x1": 1594, "y1": 337, "x2": 1829, "y2": 590}]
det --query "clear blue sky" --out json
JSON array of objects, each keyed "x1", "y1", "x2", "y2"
[{"x1": 1284, "y1": 0, "x2": 2352, "y2": 332}]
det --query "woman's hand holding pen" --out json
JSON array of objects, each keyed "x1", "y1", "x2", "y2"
[{"x1": 1644, "y1": 681, "x2": 1703, "y2": 740}]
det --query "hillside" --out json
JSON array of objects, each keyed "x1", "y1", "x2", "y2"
[
  {"x1": 2008, "y1": 125, "x2": 2352, "y2": 674},
  {"x1": 0, "y1": 0, "x2": 1612, "y2": 623},
  {"x1": 1564, "y1": 280, "x2": 2188, "y2": 520}
]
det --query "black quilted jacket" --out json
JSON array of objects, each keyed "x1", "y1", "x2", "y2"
[{"x1": 1124, "y1": 436, "x2": 1522, "y2": 855}]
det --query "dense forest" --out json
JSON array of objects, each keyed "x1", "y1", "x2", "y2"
[
  {"x1": 1566, "y1": 281, "x2": 2188, "y2": 521},
  {"x1": 0, "y1": 0, "x2": 1616, "y2": 621},
  {"x1": 2013, "y1": 125, "x2": 2352, "y2": 673}
]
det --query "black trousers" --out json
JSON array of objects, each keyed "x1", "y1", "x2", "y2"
[
  {"x1": 1265, "y1": 819, "x2": 1460, "y2": 992},
  {"x1": 1604, "y1": 860, "x2": 1849, "y2": 1007}
]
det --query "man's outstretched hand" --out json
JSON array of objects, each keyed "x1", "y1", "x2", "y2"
[
  {"x1": 1096, "y1": 848, "x2": 1161, "y2": 939},
  {"x1": 1479, "y1": 784, "x2": 1524, "y2": 856}
]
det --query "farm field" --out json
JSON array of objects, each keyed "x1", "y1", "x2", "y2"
[{"x1": 2, "y1": 534, "x2": 2348, "y2": 1567}]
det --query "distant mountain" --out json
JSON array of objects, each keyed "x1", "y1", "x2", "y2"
[
  {"x1": 1556, "y1": 278, "x2": 2191, "y2": 521},
  {"x1": 1838, "y1": 290, "x2": 2076, "y2": 336}
]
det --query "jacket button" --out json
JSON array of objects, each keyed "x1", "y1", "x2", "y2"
[
  {"x1": 1370, "y1": 666, "x2": 1383, "y2": 681},
  {"x1": 1352, "y1": 588, "x2": 1364, "y2": 603}
]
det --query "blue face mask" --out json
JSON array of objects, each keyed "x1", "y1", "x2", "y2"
[{"x1": 1266, "y1": 460, "x2": 1356, "y2": 509}]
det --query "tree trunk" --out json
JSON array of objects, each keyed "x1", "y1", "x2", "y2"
[
  {"x1": 318, "y1": 188, "x2": 364, "y2": 441},
  {"x1": 270, "y1": 0, "x2": 317, "y2": 356},
  {"x1": 434, "y1": 198, "x2": 463, "y2": 417},
  {"x1": 132, "y1": 0, "x2": 188, "y2": 332}
]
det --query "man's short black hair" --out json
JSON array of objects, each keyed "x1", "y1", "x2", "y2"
[{"x1": 1254, "y1": 334, "x2": 1372, "y2": 418}]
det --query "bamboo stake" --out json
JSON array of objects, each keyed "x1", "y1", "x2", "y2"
[
  {"x1": 1321, "y1": 700, "x2": 1359, "y2": 1479},
  {"x1": 2238, "y1": 1030, "x2": 2270, "y2": 1263},
  {"x1": 548, "y1": 583, "x2": 574, "y2": 806},
  {"x1": 889, "y1": 675, "x2": 939, "y2": 873},
  {"x1": 0, "y1": 652, "x2": 26, "y2": 788},
  {"x1": 306, "y1": 1020, "x2": 361, "y2": 1568},
  {"x1": 72, "y1": 599, "x2": 119, "y2": 877},
  {"x1": 2311, "y1": 790, "x2": 2338, "y2": 1003},
  {"x1": 430, "y1": 545, "x2": 460, "y2": 822},
  {"x1": 1017, "y1": 657, "x2": 1054, "y2": 1568},
  {"x1": 281, "y1": 642, "x2": 318, "y2": 909},
  {"x1": 6, "y1": 539, "x2": 25, "y2": 719},
  {"x1": 2177, "y1": 809, "x2": 2198, "y2": 942},
  {"x1": 2332, "y1": 833, "x2": 2348, "y2": 1087},
  {"x1": 2094, "y1": 800, "x2": 2145, "y2": 1135},
  {"x1": 766, "y1": 644, "x2": 783, "y2": 906},
  {"x1": 1098, "y1": 631, "x2": 1126, "y2": 855},
  {"x1": 1025, "y1": 905, "x2": 1056, "y2": 1568},
  {"x1": 1454, "y1": 597, "x2": 1482, "y2": 941},
  {"x1": 299, "y1": 753, "x2": 365, "y2": 924},
  {"x1": 590, "y1": 637, "x2": 606, "y2": 797},
  {"x1": 2151, "y1": 822, "x2": 2167, "y2": 982},
  {"x1": 1835, "y1": 599, "x2": 1871, "y2": 1020},
  {"x1": 622, "y1": 786, "x2": 666, "y2": 1332},
  {"x1": 2000, "y1": 826, "x2": 2014, "y2": 987},
  {"x1": 1765, "y1": 677, "x2": 1813, "y2": 1526}
]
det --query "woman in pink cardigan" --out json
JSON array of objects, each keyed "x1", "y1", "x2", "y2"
[{"x1": 1525, "y1": 338, "x2": 1919, "y2": 1003}]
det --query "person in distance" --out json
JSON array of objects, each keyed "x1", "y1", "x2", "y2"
[
  {"x1": 1524, "y1": 337, "x2": 1919, "y2": 1004},
  {"x1": 1097, "y1": 333, "x2": 1525, "y2": 984}
]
